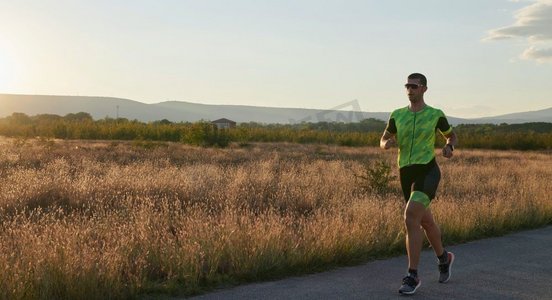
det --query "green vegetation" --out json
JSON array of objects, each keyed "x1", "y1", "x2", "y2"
[
  {"x1": 0, "y1": 113, "x2": 384, "y2": 147},
  {"x1": 353, "y1": 160, "x2": 396, "y2": 196},
  {"x1": 1, "y1": 112, "x2": 551, "y2": 150},
  {"x1": 454, "y1": 123, "x2": 552, "y2": 150}
]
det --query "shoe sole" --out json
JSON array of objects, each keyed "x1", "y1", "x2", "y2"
[
  {"x1": 439, "y1": 252, "x2": 455, "y2": 283},
  {"x1": 399, "y1": 280, "x2": 421, "y2": 295}
]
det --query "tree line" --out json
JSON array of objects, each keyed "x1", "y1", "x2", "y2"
[{"x1": 0, "y1": 112, "x2": 551, "y2": 150}]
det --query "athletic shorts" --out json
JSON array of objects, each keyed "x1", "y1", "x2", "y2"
[{"x1": 399, "y1": 158, "x2": 441, "y2": 206}]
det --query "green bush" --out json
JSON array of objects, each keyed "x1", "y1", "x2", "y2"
[{"x1": 354, "y1": 160, "x2": 396, "y2": 196}]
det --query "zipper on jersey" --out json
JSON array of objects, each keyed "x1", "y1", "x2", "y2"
[{"x1": 409, "y1": 112, "x2": 416, "y2": 165}]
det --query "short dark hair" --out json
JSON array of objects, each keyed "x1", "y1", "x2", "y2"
[{"x1": 408, "y1": 73, "x2": 427, "y2": 86}]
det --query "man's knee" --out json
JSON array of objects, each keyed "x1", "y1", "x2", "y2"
[
  {"x1": 421, "y1": 218, "x2": 436, "y2": 230},
  {"x1": 404, "y1": 203, "x2": 424, "y2": 228}
]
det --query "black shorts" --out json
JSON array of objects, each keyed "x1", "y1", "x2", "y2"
[{"x1": 399, "y1": 158, "x2": 441, "y2": 202}]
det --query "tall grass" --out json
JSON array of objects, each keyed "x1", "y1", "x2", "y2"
[{"x1": 0, "y1": 138, "x2": 550, "y2": 299}]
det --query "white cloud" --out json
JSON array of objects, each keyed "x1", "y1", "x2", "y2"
[
  {"x1": 521, "y1": 45, "x2": 552, "y2": 62},
  {"x1": 485, "y1": 0, "x2": 552, "y2": 63}
]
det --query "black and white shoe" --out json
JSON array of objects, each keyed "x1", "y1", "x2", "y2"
[
  {"x1": 398, "y1": 275, "x2": 421, "y2": 295},
  {"x1": 438, "y1": 251, "x2": 455, "y2": 283}
]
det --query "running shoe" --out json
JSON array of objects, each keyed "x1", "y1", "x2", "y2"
[
  {"x1": 438, "y1": 251, "x2": 455, "y2": 283},
  {"x1": 398, "y1": 275, "x2": 421, "y2": 295}
]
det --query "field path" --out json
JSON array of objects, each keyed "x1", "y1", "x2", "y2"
[{"x1": 186, "y1": 225, "x2": 552, "y2": 300}]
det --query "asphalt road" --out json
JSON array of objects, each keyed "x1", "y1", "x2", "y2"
[{"x1": 184, "y1": 225, "x2": 552, "y2": 300}]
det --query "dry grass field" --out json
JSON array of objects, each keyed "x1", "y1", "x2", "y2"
[{"x1": 0, "y1": 137, "x2": 550, "y2": 299}]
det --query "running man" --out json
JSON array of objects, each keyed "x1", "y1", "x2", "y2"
[{"x1": 380, "y1": 73, "x2": 457, "y2": 295}]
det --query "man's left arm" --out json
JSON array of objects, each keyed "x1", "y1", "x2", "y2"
[
  {"x1": 437, "y1": 115, "x2": 457, "y2": 158},
  {"x1": 442, "y1": 131, "x2": 457, "y2": 158}
]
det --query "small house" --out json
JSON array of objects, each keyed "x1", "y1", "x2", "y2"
[{"x1": 212, "y1": 118, "x2": 236, "y2": 129}]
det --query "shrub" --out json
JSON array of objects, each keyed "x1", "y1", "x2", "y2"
[{"x1": 354, "y1": 159, "x2": 396, "y2": 196}]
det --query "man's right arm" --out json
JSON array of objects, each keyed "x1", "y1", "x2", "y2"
[
  {"x1": 380, "y1": 130, "x2": 396, "y2": 150},
  {"x1": 380, "y1": 117, "x2": 397, "y2": 150}
]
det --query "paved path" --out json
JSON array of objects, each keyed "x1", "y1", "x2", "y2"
[{"x1": 187, "y1": 226, "x2": 552, "y2": 299}]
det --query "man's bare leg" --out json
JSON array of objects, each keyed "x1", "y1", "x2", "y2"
[
  {"x1": 404, "y1": 200, "x2": 426, "y2": 270},
  {"x1": 421, "y1": 209, "x2": 444, "y2": 257}
]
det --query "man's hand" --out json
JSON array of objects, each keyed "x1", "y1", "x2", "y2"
[
  {"x1": 442, "y1": 144, "x2": 453, "y2": 158},
  {"x1": 380, "y1": 130, "x2": 396, "y2": 150},
  {"x1": 383, "y1": 138, "x2": 396, "y2": 150}
]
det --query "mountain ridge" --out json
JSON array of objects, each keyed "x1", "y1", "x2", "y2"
[{"x1": 1, "y1": 93, "x2": 550, "y2": 125}]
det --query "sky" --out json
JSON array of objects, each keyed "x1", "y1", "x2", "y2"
[{"x1": 0, "y1": 0, "x2": 551, "y2": 118}]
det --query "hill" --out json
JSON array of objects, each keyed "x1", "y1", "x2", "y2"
[
  {"x1": 0, "y1": 94, "x2": 392, "y2": 124},
  {"x1": 468, "y1": 107, "x2": 552, "y2": 124},
  {"x1": 0, "y1": 93, "x2": 549, "y2": 125}
]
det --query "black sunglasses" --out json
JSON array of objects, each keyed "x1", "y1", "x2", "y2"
[{"x1": 405, "y1": 84, "x2": 424, "y2": 90}]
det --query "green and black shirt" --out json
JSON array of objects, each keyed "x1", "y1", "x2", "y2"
[{"x1": 385, "y1": 105, "x2": 452, "y2": 168}]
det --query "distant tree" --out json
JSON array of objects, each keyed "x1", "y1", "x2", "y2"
[
  {"x1": 34, "y1": 114, "x2": 63, "y2": 123},
  {"x1": 64, "y1": 112, "x2": 93, "y2": 122},
  {"x1": 154, "y1": 119, "x2": 172, "y2": 125},
  {"x1": 8, "y1": 113, "x2": 32, "y2": 125}
]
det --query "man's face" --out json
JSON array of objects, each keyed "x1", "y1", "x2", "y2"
[{"x1": 405, "y1": 78, "x2": 427, "y2": 102}]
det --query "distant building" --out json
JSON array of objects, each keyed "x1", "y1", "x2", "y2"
[{"x1": 212, "y1": 118, "x2": 236, "y2": 129}]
